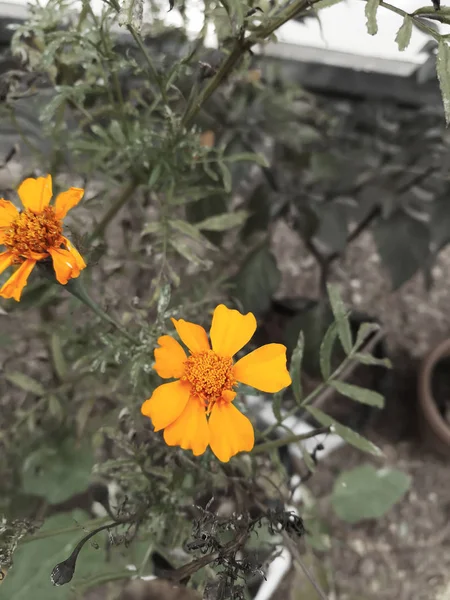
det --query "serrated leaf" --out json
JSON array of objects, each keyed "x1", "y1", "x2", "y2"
[
  {"x1": 326, "y1": 284, "x2": 352, "y2": 354},
  {"x1": 290, "y1": 331, "x2": 304, "y2": 404},
  {"x1": 272, "y1": 391, "x2": 283, "y2": 422},
  {"x1": 365, "y1": 0, "x2": 380, "y2": 35},
  {"x1": 169, "y1": 220, "x2": 216, "y2": 250},
  {"x1": 437, "y1": 40, "x2": 450, "y2": 125},
  {"x1": 331, "y1": 464, "x2": 411, "y2": 524},
  {"x1": 299, "y1": 441, "x2": 316, "y2": 474},
  {"x1": 353, "y1": 352, "x2": 392, "y2": 368},
  {"x1": 395, "y1": 15, "x2": 413, "y2": 51},
  {"x1": 306, "y1": 406, "x2": 383, "y2": 456},
  {"x1": 5, "y1": 372, "x2": 45, "y2": 396},
  {"x1": 319, "y1": 322, "x2": 338, "y2": 381},
  {"x1": 225, "y1": 152, "x2": 269, "y2": 167},
  {"x1": 330, "y1": 380, "x2": 385, "y2": 408},
  {"x1": 50, "y1": 333, "x2": 68, "y2": 381},
  {"x1": 355, "y1": 322, "x2": 380, "y2": 349},
  {"x1": 217, "y1": 161, "x2": 232, "y2": 193},
  {"x1": 169, "y1": 238, "x2": 212, "y2": 268},
  {"x1": 196, "y1": 210, "x2": 248, "y2": 231}
]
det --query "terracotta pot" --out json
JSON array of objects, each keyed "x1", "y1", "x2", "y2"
[{"x1": 418, "y1": 338, "x2": 450, "y2": 456}]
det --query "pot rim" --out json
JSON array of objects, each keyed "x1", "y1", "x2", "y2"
[{"x1": 418, "y1": 338, "x2": 450, "y2": 445}]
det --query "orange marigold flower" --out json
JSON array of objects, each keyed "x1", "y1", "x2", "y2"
[
  {"x1": 141, "y1": 304, "x2": 292, "y2": 462},
  {"x1": 0, "y1": 174, "x2": 86, "y2": 301}
]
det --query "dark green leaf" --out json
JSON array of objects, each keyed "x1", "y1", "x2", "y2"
[
  {"x1": 326, "y1": 284, "x2": 353, "y2": 354},
  {"x1": 373, "y1": 212, "x2": 430, "y2": 290},
  {"x1": 232, "y1": 244, "x2": 281, "y2": 317},
  {"x1": 365, "y1": 0, "x2": 380, "y2": 35},
  {"x1": 241, "y1": 184, "x2": 271, "y2": 239},
  {"x1": 319, "y1": 322, "x2": 338, "y2": 381},
  {"x1": 331, "y1": 464, "x2": 411, "y2": 523},
  {"x1": 5, "y1": 372, "x2": 46, "y2": 396},
  {"x1": 430, "y1": 195, "x2": 450, "y2": 251},
  {"x1": 284, "y1": 302, "x2": 334, "y2": 378},
  {"x1": 330, "y1": 380, "x2": 385, "y2": 408},
  {"x1": 395, "y1": 15, "x2": 413, "y2": 51},
  {"x1": 314, "y1": 202, "x2": 348, "y2": 253},
  {"x1": 306, "y1": 406, "x2": 383, "y2": 456},
  {"x1": 437, "y1": 40, "x2": 450, "y2": 125},
  {"x1": 290, "y1": 331, "x2": 304, "y2": 404}
]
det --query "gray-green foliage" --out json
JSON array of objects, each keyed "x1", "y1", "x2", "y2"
[{"x1": 331, "y1": 464, "x2": 411, "y2": 523}]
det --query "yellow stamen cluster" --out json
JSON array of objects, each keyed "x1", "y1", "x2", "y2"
[
  {"x1": 4, "y1": 207, "x2": 63, "y2": 259},
  {"x1": 182, "y1": 350, "x2": 235, "y2": 405}
]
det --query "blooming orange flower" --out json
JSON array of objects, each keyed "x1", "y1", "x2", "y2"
[
  {"x1": 0, "y1": 175, "x2": 86, "y2": 301},
  {"x1": 141, "y1": 304, "x2": 292, "y2": 462}
]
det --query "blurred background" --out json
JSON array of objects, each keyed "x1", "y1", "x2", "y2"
[{"x1": 0, "y1": 1, "x2": 449, "y2": 599}]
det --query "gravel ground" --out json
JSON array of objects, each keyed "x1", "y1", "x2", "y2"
[{"x1": 271, "y1": 220, "x2": 450, "y2": 600}]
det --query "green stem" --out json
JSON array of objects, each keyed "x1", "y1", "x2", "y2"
[
  {"x1": 252, "y1": 426, "x2": 330, "y2": 455},
  {"x1": 65, "y1": 277, "x2": 138, "y2": 344},
  {"x1": 127, "y1": 24, "x2": 169, "y2": 104},
  {"x1": 378, "y1": 0, "x2": 440, "y2": 39},
  {"x1": 21, "y1": 517, "x2": 110, "y2": 544},
  {"x1": 181, "y1": 0, "x2": 317, "y2": 128}
]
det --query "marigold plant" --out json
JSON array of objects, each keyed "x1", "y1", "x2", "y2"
[
  {"x1": 0, "y1": 175, "x2": 86, "y2": 301},
  {"x1": 141, "y1": 304, "x2": 292, "y2": 462}
]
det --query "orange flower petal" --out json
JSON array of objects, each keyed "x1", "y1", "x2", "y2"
[
  {"x1": 17, "y1": 175, "x2": 52, "y2": 213},
  {"x1": 0, "y1": 199, "x2": 19, "y2": 227},
  {"x1": 0, "y1": 251, "x2": 14, "y2": 275},
  {"x1": 163, "y1": 396, "x2": 210, "y2": 456},
  {"x1": 63, "y1": 237, "x2": 86, "y2": 271},
  {"x1": 54, "y1": 187, "x2": 84, "y2": 220},
  {"x1": 210, "y1": 304, "x2": 256, "y2": 357},
  {"x1": 48, "y1": 247, "x2": 82, "y2": 284},
  {"x1": 209, "y1": 401, "x2": 254, "y2": 462},
  {"x1": 141, "y1": 380, "x2": 191, "y2": 431},
  {"x1": 233, "y1": 343, "x2": 291, "y2": 393},
  {"x1": 154, "y1": 335, "x2": 187, "y2": 379},
  {"x1": 0, "y1": 259, "x2": 36, "y2": 301},
  {"x1": 171, "y1": 318, "x2": 210, "y2": 353}
]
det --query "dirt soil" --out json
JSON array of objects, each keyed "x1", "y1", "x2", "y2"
[{"x1": 271, "y1": 221, "x2": 450, "y2": 600}]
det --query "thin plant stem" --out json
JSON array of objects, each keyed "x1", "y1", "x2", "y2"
[
  {"x1": 181, "y1": 0, "x2": 319, "y2": 128},
  {"x1": 88, "y1": 181, "x2": 137, "y2": 242},
  {"x1": 65, "y1": 277, "x2": 138, "y2": 344},
  {"x1": 252, "y1": 426, "x2": 330, "y2": 455},
  {"x1": 21, "y1": 517, "x2": 110, "y2": 544}
]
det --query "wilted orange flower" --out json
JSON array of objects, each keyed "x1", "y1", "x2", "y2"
[
  {"x1": 0, "y1": 175, "x2": 86, "y2": 301},
  {"x1": 141, "y1": 304, "x2": 292, "y2": 462}
]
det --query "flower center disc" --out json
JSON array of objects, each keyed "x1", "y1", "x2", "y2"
[
  {"x1": 183, "y1": 350, "x2": 235, "y2": 403},
  {"x1": 4, "y1": 207, "x2": 63, "y2": 258}
]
